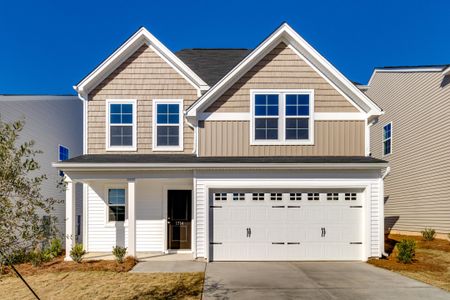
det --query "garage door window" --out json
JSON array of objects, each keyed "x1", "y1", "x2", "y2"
[
  {"x1": 307, "y1": 193, "x2": 319, "y2": 201},
  {"x1": 233, "y1": 193, "x2": 245, "y2": 201},
  {"x1": 327, "y1": 193, "x2": 339, "y2": 201},
  {"x1": 214, "y1": 193, "x2": 227, "y2": 201},
  {"x1": 345, "y1": 193, "x2": 357, "y2": 201},
  {"x1": 252, "y1": 193, "x2": 265, "y2": 201},
  {"x1": 270, "y1": 193, "x2": 282, "y2": 201},
  {"x1": 290, "y1": 193, "x2": 302, "y2": 201}
]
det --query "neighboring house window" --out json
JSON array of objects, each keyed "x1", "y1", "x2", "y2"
[
  {"x1": 383, "y1": 122, "x2": 392, "y2": 156},
  {"x1": 77, "y1": 215, "x2": 81, "y2": 236},
  {"x1": 107, "y1": 99, "x2": 136, "y2": 151},
  {"x1": 152, "y1": 99, "x2": 183, "y2": 151},
  {"x1": 58, "y1": 145, "x2": 69, "y2": 176},
  {"x1": 251, "y1": 90, "x2": 313, "y2": 144},
  {"x1": 108, "y1": 188, "x2": 126, "y2": 222}
]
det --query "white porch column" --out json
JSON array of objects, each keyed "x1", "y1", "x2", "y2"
[
  {"x1": 127, "y1": 178, "x2": 136, "y2": 257},
  {"x1": 65, "y1": 177, "x2": 76, "y2": 261}
]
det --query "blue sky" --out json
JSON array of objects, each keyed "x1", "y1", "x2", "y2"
[{"x1": 0, "y1": 0, "x2": 448, "y2": 94}]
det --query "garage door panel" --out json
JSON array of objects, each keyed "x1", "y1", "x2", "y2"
[{"x1": 210, "y1": 191, "x2": 364, "y2": 261}]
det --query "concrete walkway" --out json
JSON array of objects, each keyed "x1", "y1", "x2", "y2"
[
  {"x1": 203, "y1": 262, "x2": 450, "y2": 299},
  {"x1": 131, "y1": 254, "x2": 206, "y2": 273}
]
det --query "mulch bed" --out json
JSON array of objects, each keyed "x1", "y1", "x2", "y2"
[{"x1": 3, "y1": 256, "x2": 137, "y2": 276}]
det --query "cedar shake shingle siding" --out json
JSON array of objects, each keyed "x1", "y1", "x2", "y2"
[
  {"x1": 206, "y1": 43, "x2": 359, "y2": 113},
  {"x1": 368, "y1": 71, "x2": 450, "y2": 234},
  {"x1": 87, "y1": 45, "x2": 198, "y2": 154}
]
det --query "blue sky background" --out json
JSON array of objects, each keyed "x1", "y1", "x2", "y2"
[{"x1": 0, "y1": 0, "x2": 448, "y2": 94}]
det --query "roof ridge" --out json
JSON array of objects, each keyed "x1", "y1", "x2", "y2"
[{"x1": 377, "y1": 64, "x2": 450, "y2": 69}]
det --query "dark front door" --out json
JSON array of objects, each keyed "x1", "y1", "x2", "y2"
[{"x1": 168, "y1": 190, "x2": 192, "y2": 250}]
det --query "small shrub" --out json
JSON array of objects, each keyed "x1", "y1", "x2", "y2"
[
  {"x1": 29, "y1": 248, "x2": 52, "y2": 267},
  {"x1": 70, "y1": 243, "x2": 86, "y2": 263},
  {"x1": 44, "y1": 238, "x2": 62, "y2": 259},
  {"x1": 396, "y1": 239, "x2": 416, "y2": 264},
  {"x1": 112, "y1": 246, "x2": 127, "y2": 263},
  {"x1": 421, "y1": 228, "x2": 436, "y2": 241}
]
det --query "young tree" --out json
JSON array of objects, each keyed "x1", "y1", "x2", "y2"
[{"x1": 0, "y1": 117, "x2": 61, "y2": 267}]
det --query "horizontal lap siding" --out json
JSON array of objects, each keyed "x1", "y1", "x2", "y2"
[
  {"x1": 87, "y1": 45, "x2": 198, "y2": 154},
  {"x1": 368, "y1": 72, "x2": 450, "y2": 233},
  {"x1": 199, "y1": 120, "x2": 365, "y2": 156},
  {"x1": 205, "y1": 43, "x2": 358, "y2": 113}
]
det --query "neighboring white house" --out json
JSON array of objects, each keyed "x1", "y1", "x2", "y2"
[{"x1": 0, "y1": 95, "x2": 83, "y2": 243}]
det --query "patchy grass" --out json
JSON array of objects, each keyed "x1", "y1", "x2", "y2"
[
  {"x1": 369, "y1": 234, "x2": 450, "y2": 291},
  {"x1": 3, "y1": 256, "x2": 138, "y2": 276},
  {"x1": 0, "y1": 271, "x2": 204, "y2": 300}
]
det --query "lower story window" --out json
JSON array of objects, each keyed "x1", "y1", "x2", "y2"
[{"x1": 108, "y1": 189, "x2": 125, "y2": 222}]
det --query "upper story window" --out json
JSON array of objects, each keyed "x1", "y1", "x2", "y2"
[
  {"x1": 58, "y1": 145, "x2": 69, "y2": 176},
  {"x1": 106, "y1": 99, "x2": 136, "y2": 151},
  {"x1": 251, "y1": 90, "x2": 314, "y2": 145},
  {"x1": 152, "y1": 99, "x2": 183, "y2": 151},
  {"x1": 383, "y1": 122, "x2": 392, "y2": 156}
]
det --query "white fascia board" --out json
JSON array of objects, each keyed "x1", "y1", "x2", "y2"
[
  {"x1": 53, "y1": 162, "x2": 388, "y2": 171},
  {"x1": 187, "y1": 23, "x2": 383, "y2": 118},
  {"x1": 74, "y1": 27, "x2": 209, "y2": 97},
  {"x1": 443, "y1": 66, "x2": 450, "y2": 76}
]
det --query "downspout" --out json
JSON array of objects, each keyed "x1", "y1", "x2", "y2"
[
  {"x1": 381, "y1": 166, "x2": 391, "y2": 258},
  {"x1": 185, "y1": 113, "x2": 197, "y2": 155}
]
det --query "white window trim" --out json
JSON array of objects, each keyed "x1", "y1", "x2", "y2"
[
  {"x1": 105, "y1": 99, "x2": 137, "y2": 152},
  {"x1": 152, "y1": 99, "x2": 184, "y2": 152},
  {"x1": 250, "y1": 89, "x2": 315, "y2": 145},
  {"x1": 105, "y1": 185, "x2": 127, "y2": 226},
  {"x1": 382, "y1": 122, "x2": 393, "y2": 157}
]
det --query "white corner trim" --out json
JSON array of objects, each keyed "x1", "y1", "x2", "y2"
[
  {"x1": 186, "y1": 23, "x2": 382, "y2": 118},
  {"x1": 152, "y1": 99, "x2": 184, "y2": 152},
  {"x1": 74, "y1": 27, "x2": 209, "y2": 97},
  {"x1": 105, "y1": 99, "x2": 137, "y2": 152}
]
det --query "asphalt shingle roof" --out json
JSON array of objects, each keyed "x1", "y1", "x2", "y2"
[
  {"x1": 61, "y1": 154, "x2": 387, "y2": 165},
  {"x1": 176, "y1": 48, "x2": 252, "y2": 86}
]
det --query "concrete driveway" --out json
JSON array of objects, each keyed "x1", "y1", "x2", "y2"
[{"x1": 203, "y1": 262, "x2": 449, "y2": 299}]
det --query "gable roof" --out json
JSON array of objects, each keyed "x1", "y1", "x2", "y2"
[
  {"x1": 74, "y1": 27, "x2": 209, "y2": 99},
  {"x1": 176, "y1": 49, "x2": 252, "y2": 86},
  {"x1": 367, "y1": 64, "x2": 450, "y2": 86},
  {"x1": 186, "y1": 23, "x2": 383, "y2": 118}
]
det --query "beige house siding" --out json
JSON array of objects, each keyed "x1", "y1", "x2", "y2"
[
  {"x1": 87, "y1": 45, "x2": 198, "y2": 154},
  {"x1": 368, "y1": 71, "x2": 450, "y2": 233},
  {"x1": 199, "y1": 120, "x2": 365, "y2": 156},
  {"x1": 205, "y1": 43, "x2": 359, "y2": 113}
]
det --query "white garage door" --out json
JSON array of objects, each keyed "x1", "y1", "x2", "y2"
[{"x1": 210, "y1": 190, "x2": 364, "y2": 261}]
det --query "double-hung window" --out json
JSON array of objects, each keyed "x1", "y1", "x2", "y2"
[
  {"x1": 251, "y1": 90, "x2": 313, "y2": 144},
  {"x1": 383, "y1": 122, "x2": 392, "y2": 156},
  {"x1": 153, "y1": 99, "x2": 183, "y2": 151},
  {"x1": 58, "y1": 145, "x2": 69, "y2": 176},
  {"x1": 108, "y1": 188, "x2": 126, "y2": 222},
  {"x1": 107, "y1": 99, "x2": 136, "y2": 151}
]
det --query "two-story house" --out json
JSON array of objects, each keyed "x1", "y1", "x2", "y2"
[{"x1": 54, "y1": 23, "x2": 388, "y2": 262}]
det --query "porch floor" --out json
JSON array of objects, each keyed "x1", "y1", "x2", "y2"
[{"x1": 85, "y1": 252, "x2": 195, "y2": 262}]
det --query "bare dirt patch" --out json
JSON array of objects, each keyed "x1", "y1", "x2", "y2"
[
  {"x1": 368, "y1": 234, "x2": 450, "y2": 291},
  {"x1": 0, "y1": 271, "x2": 204, "y2": 300}
]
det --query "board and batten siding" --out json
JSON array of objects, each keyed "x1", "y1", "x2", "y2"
[
  {"x1": 199, "y1": 120, "x2": 365, "y2": 156},
  {"x1": 205, "y1": 43, "x2": 359, "y2": 113},
  {"x1": 87, "y1": 45, "x2": 198, "y2": 154},
  {"x1": 194, "y1": 170, "x2": 383, "y2": 259},
  {"x1": 367, "y1": 71, "x2": 450, "y2": 234}
]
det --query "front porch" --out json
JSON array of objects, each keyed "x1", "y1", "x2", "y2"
[{"x1": 64, "y1": 172, "x2": 196, "y2": 261}]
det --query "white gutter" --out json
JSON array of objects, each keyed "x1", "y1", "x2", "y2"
[{"x1": 52, "y1": 162, "x2": 388, "y2": 171}]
